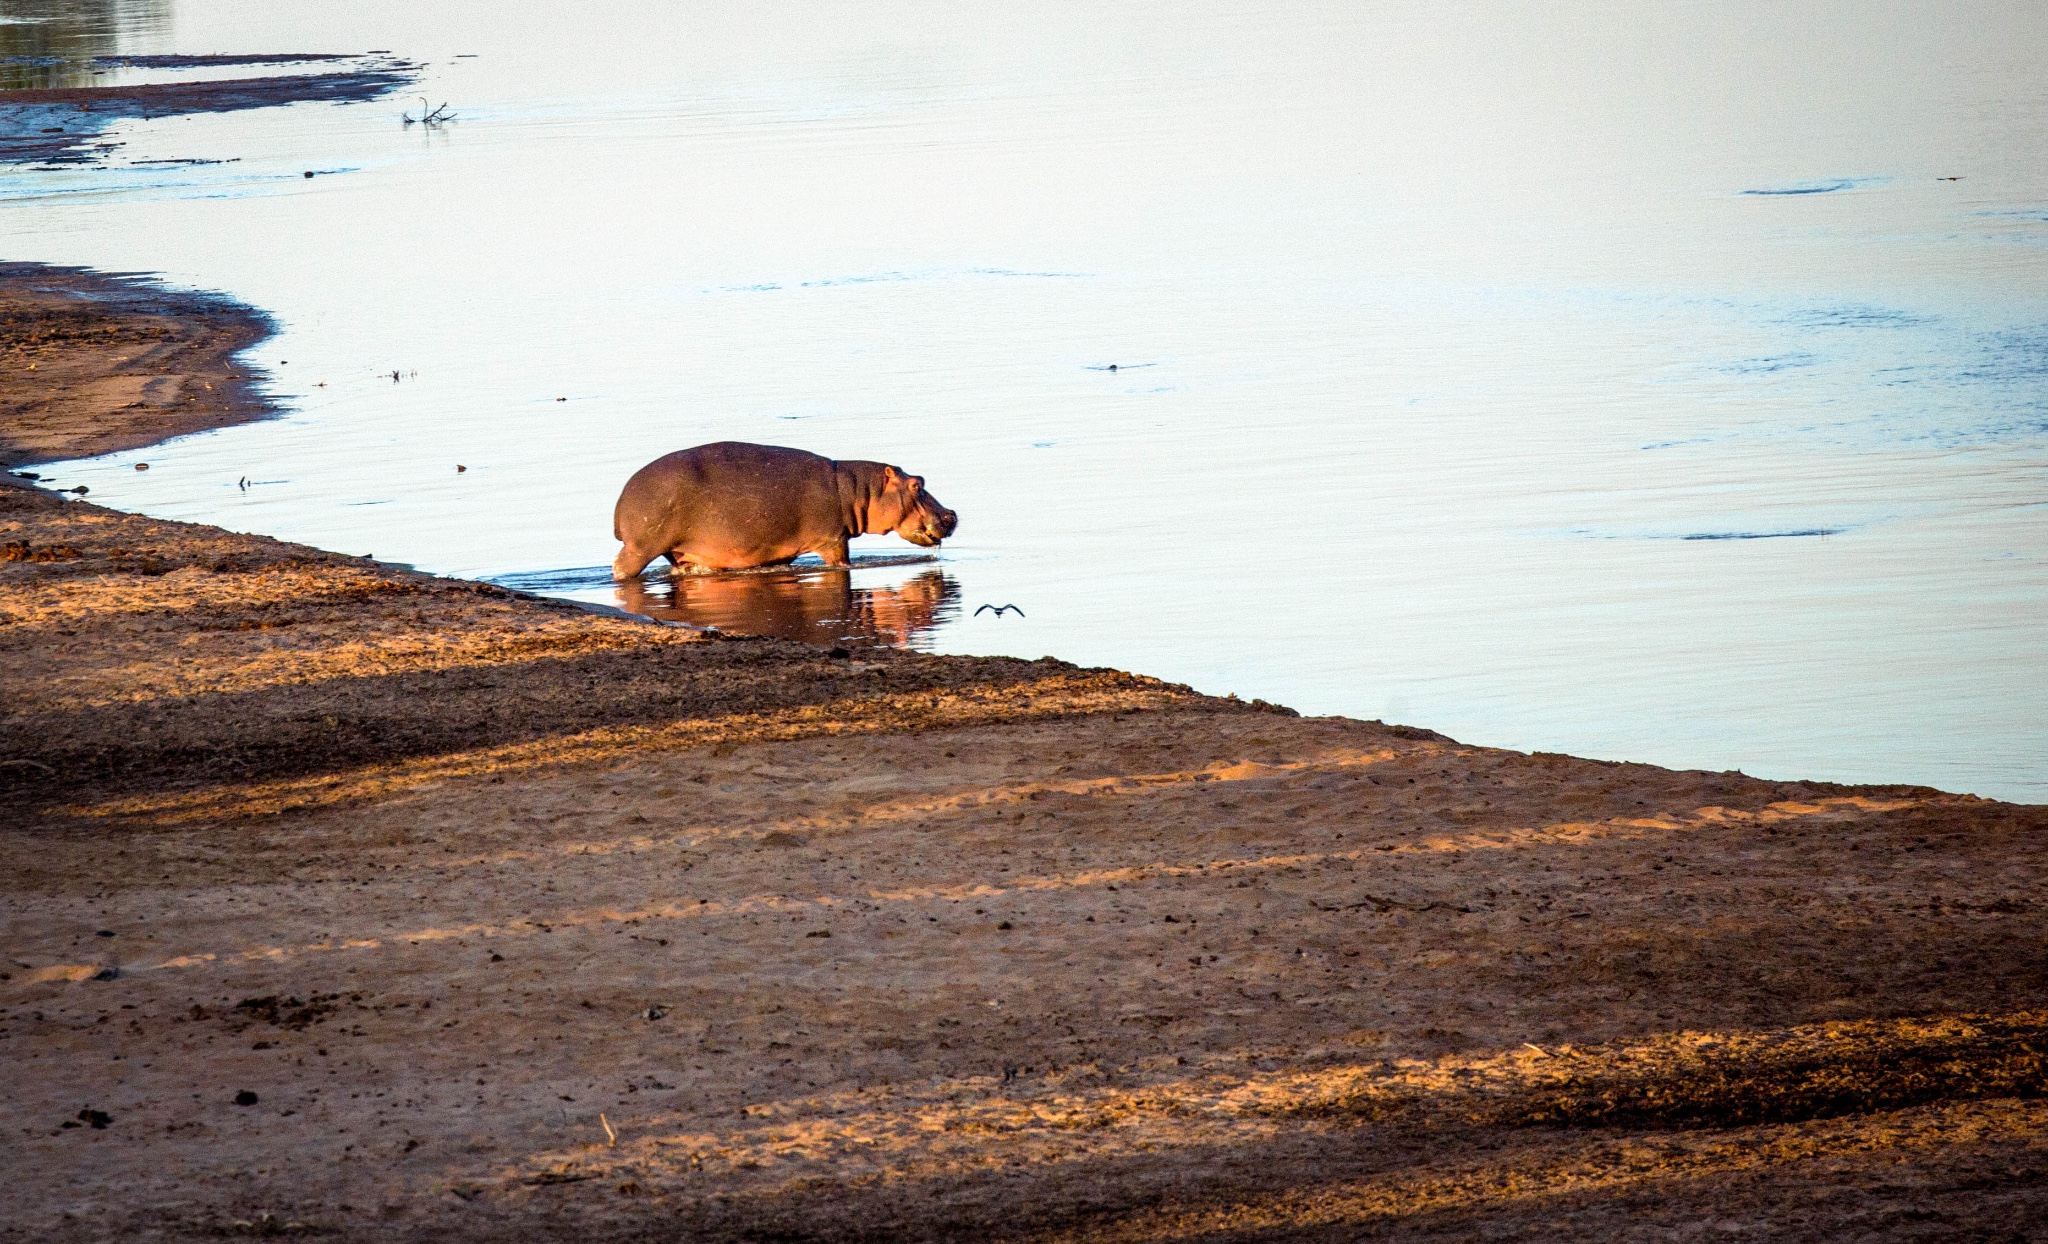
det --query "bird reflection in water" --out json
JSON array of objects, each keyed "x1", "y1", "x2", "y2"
[{"x1": 616, "y1": 567, "x2": 961, "y2": 650}]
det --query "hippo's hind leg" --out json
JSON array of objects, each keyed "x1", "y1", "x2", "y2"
[
  {"x1": 612, "y1": 543, "x2": 659, "y2": 582},
  {"x1": 816, "y1": 535, "x2": 851, "y2": 569}
]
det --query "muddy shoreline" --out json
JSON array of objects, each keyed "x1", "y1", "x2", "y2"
[
  {"x1": 0, "y1": 262, "x2": 277, "y2": 470},
  {"x1": 3, "y1": 266, "x2": 2044, "y2": 1241}
]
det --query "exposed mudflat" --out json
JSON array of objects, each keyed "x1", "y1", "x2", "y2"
[
  {"x1": 0, "y1": 263, "x2": 275, "y2": 468},
  {"x1": 3, "y1": 266, "x2": 2045, "y2": 1241},
  {"x1": 0, "y1": 54, "x2": 416, "y2": 165}
]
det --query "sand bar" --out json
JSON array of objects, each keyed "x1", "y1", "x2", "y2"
[{"x1": 0, "y1": 56, "x2": 417, "y2": 166}]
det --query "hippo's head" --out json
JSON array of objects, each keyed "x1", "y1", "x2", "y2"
[{"x1": 874, "y1": 465, "x2": 958, "y2": 548}]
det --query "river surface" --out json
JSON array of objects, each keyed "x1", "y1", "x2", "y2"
[{"x1": 7, "y1": 0, "x2": 2045, "y2": 800}]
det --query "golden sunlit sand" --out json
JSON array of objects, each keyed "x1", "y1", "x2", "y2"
[{"x1": 3, "y1": 266, "x2": 2044, "y2": 1240}]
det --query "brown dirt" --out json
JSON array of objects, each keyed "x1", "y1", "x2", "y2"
[
  {"x1": 3, "y1": 268, "x2": 2045, "y2": 1242},
  {"x1": 0, "y1": 263, "x2": 276, "y2": 468}
]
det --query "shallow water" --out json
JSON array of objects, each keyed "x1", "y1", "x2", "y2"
[
  {"x1": 8, "y1": 0, "x2": 2046, "y2": 799},
  {"x1": 493, "y1": 554, "x2": 957, "y2": 650}
]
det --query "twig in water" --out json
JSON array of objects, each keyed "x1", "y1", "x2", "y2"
[
  {"x1": 0, "y1": 758, "x2": 56, "y2": 774},
  {"x1": 402, "y1": 97, "x2": 456, "y2": 126},
  {"x1": 600, "y1": 1113, "x2": 617, "y2": 1147}
]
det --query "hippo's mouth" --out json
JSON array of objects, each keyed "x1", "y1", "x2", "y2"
[{"x1": 904, "y1": 507, "x2": 957, "y2": 547}]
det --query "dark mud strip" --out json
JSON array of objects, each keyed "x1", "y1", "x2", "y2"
[
  {"x1": 89, "y1": 54, "x2": 358, "y2": 70},
  {"x1": 1680, "y1": 528, "x2": 1844, "y2": 541},
  {"x1": 0, "y1": 56, "x2": 417, "y2": 164}
]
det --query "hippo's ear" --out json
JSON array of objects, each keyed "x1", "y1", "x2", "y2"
[{"x1": 881, "y1": 465, "x2": 901, "y2": 487}]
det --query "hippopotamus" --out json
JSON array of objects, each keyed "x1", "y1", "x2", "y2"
[{"x1": 611, "y1": 442, "x2": 958, "y2": 581}]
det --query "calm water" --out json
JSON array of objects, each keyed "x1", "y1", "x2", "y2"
[{"x1": 8, "y1": 1, "x2": 2045, "y2": 800}]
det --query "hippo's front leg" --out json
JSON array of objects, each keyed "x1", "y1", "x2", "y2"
[
  {"x1": 613, "y1": 542, "x2": 660, "y2": 582},
  {"x1": 816, "y1": 535, "x2": 851, "y2": 568}
]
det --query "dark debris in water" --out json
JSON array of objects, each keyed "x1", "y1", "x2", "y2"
[
  {"x1": 1565, "y1": 526, "x2": 1854, "y2": 543},
  {"x1": 1681, "y1": 528, "x2": 1843, "y2": 541},
  {"x1": 91, "y1": 54, "x2": 358, "y2": 70},
  {"x1": 1740, "y1": 179, "x2": 1863, "y2": 196}
]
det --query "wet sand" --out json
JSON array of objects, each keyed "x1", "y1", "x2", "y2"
[{"x1": 3, "y1": 266, "x2": 2045, "y2": 1241}]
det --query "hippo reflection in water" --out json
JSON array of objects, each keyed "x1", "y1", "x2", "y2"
[{"x1": 617, "y1": 567, "x2": 961, "y2": 649}]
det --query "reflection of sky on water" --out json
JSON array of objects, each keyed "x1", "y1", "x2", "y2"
[
  {"x1": 0, "y1": 0, "x2": 169, "y2": 90},
  {"x1": 10, "y1": 0, "x2": 2047, "y2": 799}
]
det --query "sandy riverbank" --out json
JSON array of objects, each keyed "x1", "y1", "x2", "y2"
[
  {"x1": 3, "y1": 265, "x2": 2044, "y2": 1242},
  {"x1": 0, "y1": 262, "x2": 276, "y2": 468}
]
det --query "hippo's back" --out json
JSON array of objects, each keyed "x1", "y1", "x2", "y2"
[{"x1": 613, "y1": 441, "x2": 839, "y2": 544}]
